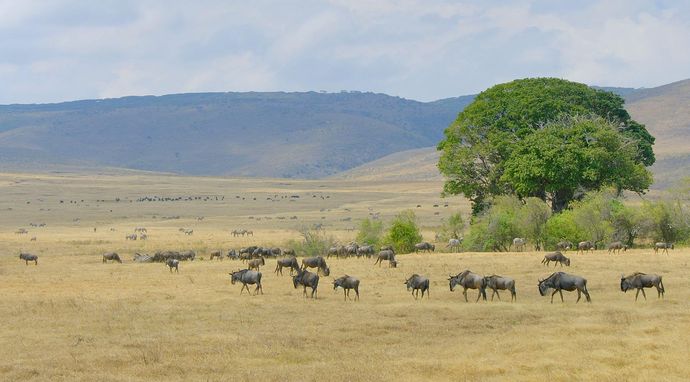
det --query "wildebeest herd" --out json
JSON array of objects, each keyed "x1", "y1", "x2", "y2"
[{"x1": 15, "y1": 237, "x2": 674, "y2": 304}]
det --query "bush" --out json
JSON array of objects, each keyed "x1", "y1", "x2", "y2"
[
  {"x1": 288, "y1": 226, "x2": 336, "y2": 257},
  {"x1": 356, "y1": 218, "x2": 384, "y2": 246},
  {"x1": 384, "y1": 210, "x2": 423, "y2": 253},
  {"x1": 437, "y1": 212, "x2": 465, "y2": 242},
  {"x1": 640, "y1": 200, "x2": 690, "y2": 244},
  {"x1": 464, "y1": 196, "x2": 521, "y2": 251},
  {"x1": 544, "y1": 209, "x2": 588, "y2": 249}
]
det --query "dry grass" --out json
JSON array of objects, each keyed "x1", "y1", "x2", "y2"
[{"x1": 0, "y1": 171, "x2": 688, "y2": 381}]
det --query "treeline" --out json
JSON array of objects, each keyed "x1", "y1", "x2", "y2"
[{"x1": 460, "y1": 187, "x2": 689, "y2": 252}]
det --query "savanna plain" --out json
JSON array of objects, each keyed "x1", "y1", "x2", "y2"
[{"x1": 0, "y1": 171, "x2": 688, "y2": 381}]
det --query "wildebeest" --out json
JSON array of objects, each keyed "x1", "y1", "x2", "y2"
[
  {"x1": 447, "y1": 238, "x2": 462, "y2": 252},
  {"x1": 19, "y1": 252, "x2": 38, "y2": 265},
  {"x1": 357, "y1": 245, "x2": 375, "y2": 258},
  {"x1": 344, "y1": 243, "x2": 359, "y2": 257},
  {"x1": 374, "y1": 249, "x2": 395, "y2": 267},
  {"x1": 449, "y1": 270, "x2": 487, "y2": 302},
  {"x1": 404, "y1": 274, "x2": 430, "y2": 299},
  {"x1": 247, "y1": 257, "x2": 265, "y2": 271},
  {"x1": 229, "y1": 269, "x2": 263, "y2": 295},
  {"x1": 227, "y1": 249, "x2": 238, "y2": 260},
  {"x1": 577, "y1": 241, "x2": 595, "y2": 255},
  {"x1": 102, "y1": 252, "x2": 122, "y2": 263},
  {"x1": 538, "y1": 272, "x2": 591, "y2": 303},
  {"x1": 541, "y1": 251, "x2": 570, "y2": 267},
  {"x1": 556, "y1": 240, "x2": 573, "y2": 251},
  {"x1": 166, "y1": 258, "x2": 179, "y2": 273},
  {"x1": 209, "y1": 250, "x2": 223, "y2": 260},
  {"x1": 414, "y1": 242, "x2": 435, "y2": 253},
  {"x1": 327, "y1": 245, "x2": 344, "y2": 258},
  {"x1": 282, "y1": 248, "x2": 296, "y2": 257},
  {"x1": 292, "y1": 269, "x2": 319, "y2": 298},
  {"x1": 301, "y1": 256, "x2": 330, "y2": 276},
  {"x1": 512, "y1": 237, "x2": 526, "y2": 251},
  {"x1": 654, "y1": 242, "x2": 674, "y2": 255},
  {"x1": 389, "y1": 259, "x2": 398, "y2": 268},
  {"x1": 133, "y1": 253, "x2": 153, "y2": 263},
  {"x1": 275, "y1": 256, "x2": 300, "y2": 275},
  {"x1": 180, "y1": 250, "x2": 196, "y2": 261},
  {"x1": 483, "y1": 275, "x2": 516, "y2": 302},
  {"x1": 608, "y1": 241, "x2": 627, "y2": 254},
  {"x1": 620, "y1": 272, "x2": 665, "y2": 301},
  {"x1": 125, "y1": 234, "x2": 137, "y2": 241},
  {"x1": 333, "y1": 275, "x2": 360, "y2": 301}
]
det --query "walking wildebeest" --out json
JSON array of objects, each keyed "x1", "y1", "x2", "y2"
[
  {"x1": 447, "y1": 238, "x2": 462, "y2": 252},
  {"x1": 404, "y1": 274, "x2": 430, "y2": 299},
  {"x1": 620, "y1": 272, "x2": 665, "y2": 301},
  {"x1": 538, "y1": 272, "x2": 591, "y2": 303},
  {"x1": 247, "y1": 257, "x2": 265, "y2": 271},
  {"x1": 414, "y1": 242, "x2": 435, "y2": 253},
  {"x1": 608, "y1": 241, "x2": 627, "y2": 254},
  {"x1": 166, "y1": 258, "x2": 179, "y2": 273},
  {"x1": 275, "y1": 256, "x2": 299, "y2": 275},
  {"x1": 541, "y1": 251, "x2": 570, "y2": 267},
  {"x1": 301, "y1": 256, "x2": 330, "y2": 276},
  {"x1": 19, "y1": 252, "x2": 38, "y2": 265},
  {"x1": 292, "y1": 269, "x2": 319, "y2": 298},
  {"x1": 483, "y1": 275, "x2": 516, "y2": 302},
  {"x1": 229, "y1": 269, "x2": 263, "y2": 295},
  {"x1": 373, "y1": 249, "x2": 395, "y2": 267},
  {"x1": 102, "y1": 252, "x2": 122, "y2": 263},
  {"x1": 512, "y1": 237, "x2": 526, "y2": 252},
  {"x1": 333, "y1": 275, "x2": 360, "y2": 301},
  {"x1": 653, "y1": 242, "x2": 673, "y2": 255},
  {"x1": 357, "y1": 245, "x2": 375, "y2": 258},
  {"x1": 577, "y1": 241, "x2": 595, "y2": 255},
  {"x1": 449, "y1": 270, "x2": 487, "y2": 302},
  {"x1": 209, "y1": 250, "x2": 223, "y2": 261},
  {"x1": 556, "y1": 240, "x2": 573, "y2": 251}
]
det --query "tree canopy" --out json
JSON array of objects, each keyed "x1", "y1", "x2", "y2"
[{"x1": 437, "y1": 77, "x2": 655, "y2": 214}]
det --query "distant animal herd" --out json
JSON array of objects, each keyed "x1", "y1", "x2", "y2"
[{"x1": 15, "y1": 233, "x2": 676, "y2": 303}]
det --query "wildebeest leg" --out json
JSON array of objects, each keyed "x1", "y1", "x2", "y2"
[
  {"x1": 576, "y1": 290, "x2": 581, "y2": 303},
  {"x1": 475, "y1": 289, "x2": 482, "y2": 303},
  {"x1": 312, "y1": 287, "x2": 317, "y2": 299},
  {"x1": 550, "y1": 289, "x2": 558, "y2": 303},
  {"x1": 559, "y1": 290, "x2": 564, "y2": 302},
  {"x1": 463, "y1": 288, "x2": 469, "y2": 302},
  {"x1": 354, "y1": 286, "x2": 359, "y2": 301},
  {"x1": 634, "y1": 289, "x2": 641, "y2": 301},
  {"x1": 511, "y1": 288, "x2": 516, "y2": 302},
  {"x1": 303, "y1": 285, "x2": 308, "y2": 298},
  {"x1": 495, "y1": 290, "x2": 501, "y2": 301},
  {"x1": 640, "y1": 288, "x2": 647, "y2": 300}
]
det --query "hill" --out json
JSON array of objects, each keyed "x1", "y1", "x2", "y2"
[{"x1": 0, "y1": 92, "x2": 473, "y2": 178}]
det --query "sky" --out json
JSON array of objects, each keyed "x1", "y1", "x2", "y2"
[{"x1": 1, "y1": 0, "x2": 689, "y2": 104}]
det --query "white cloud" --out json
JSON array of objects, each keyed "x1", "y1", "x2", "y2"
[{"x1": 0, "y1": 0, "x2": 688, "y2": 103}]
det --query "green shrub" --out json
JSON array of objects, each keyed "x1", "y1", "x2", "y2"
[
  {"x1": 356, "y1": 218, "x2": 384, "y2": 246},
  {"x1": 384, "y1": 210, "x2": 423, "y2": 253}
]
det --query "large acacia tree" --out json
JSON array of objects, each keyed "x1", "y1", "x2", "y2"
[{"x1": 437, "y1": 78, "x2": 655, "y2": 214}]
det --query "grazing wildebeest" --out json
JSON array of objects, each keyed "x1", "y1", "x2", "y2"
[
  {"x1": 357, "y1": 245, "x2": 375, "y2": 258},
  {"x1": 333, "y1": 275, "x2": 360, "y2": 301},
  {"x1": 180, "y1": 250, "x2": 196, "y2": 261},
  {"x1": 248, "y1": 257, "x2": 265, "y2": 271},
  {"x1": 229, "y1": 269, "x2": 263, "y2": 295},
  {"x1": 166, "y1": 258, "x2": 179, "y2": 273},
  {"x1": 483, "y1": 275, "x2": 516, "y2": 302},
  {"x1": 292, "y1": 269, "x2": 319, "y2": 298},
  {"x1": 447, "y1": 238, "x2": 462, "y2": 252},
  {"x1": 512, "y1": 237, "x2": 526, "y2": 252},
  {"x1": 209, "y1": 250, "x2": 223, "y2": 261},
  {"x1": 449, "y1": 270, "x2": 487, "y2": 302},
  {"x1": 541, "y1": 251, "x2": 570, "y2": 267},
  {"x1": 653, "y1": 242, "x2": 674, "y2": 255},
  {"x1": 345, "y1": 243, "x2": 359, "y2": 257},
  {"x1": 301, "y1": 256, "x2": 330, "y2": 276},
  {"x1": 556, "y1": 241, "x2": 573, "y2": 251},
  {"x1": 414, "y1": 242, "x2": 435, "y2": 253},
  {"x1": 620, "y1": 273, "x2": 665, "y2": 301},
  {"x1": 608, "y1": 241, "x2": 627, "y2": 254},
  {"x1": 227, "y1": 249, "x2": 238, "y2": 260},
  {"x1": 577, "y1": 241, "x2": 595, "y2": 254},
  {"x1": 125, "y1": 234, "x2": 137, "y2": 241},
  {"x1": 19, "y1": 252, "x2": 38, "y2": 265},
  {"x1": 138, "y1": 233, "x2": 148, "y2": 240},
  {"x1": 275, "y1": 256, "x2": 300, "y2": 275},
  {"x1": 389, "y1": 259, "x2": 398, "y2": 268},
  {"x1": 538, "y1": 272, "x2": 591, "y2": 303},
  {"x1": 374, "y1": 249, "x2": 395, "y2": 267},
  {"x1": 282, "y1": 248, "x2": 295, "y2": 257},
  {"x1": 102, "y1": 252, "x2": 122, "y2": 263},
  {"x1": 404, "y1": 274, "x2": 430, "y2": 299}
]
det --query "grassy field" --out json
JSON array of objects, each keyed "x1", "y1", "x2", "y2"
[{"x1": 0, "y1": 171, "x2": 688, "y2": 381}]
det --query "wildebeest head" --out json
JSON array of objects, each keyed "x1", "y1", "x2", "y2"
[
  {"x1": 404, "y1": 274, "x2": 418, "y2": 291},
  {"x1": 448, "y1": 275, "x2": 459, "y2": 292},
  {"x1": 292, "y1": 270, "x2": 304, "y2": 289},
  {"x1": 538, "y1": 279, "x2": 549, "y2": 296},
  {"x1": 322, "y1": 265, "x2": 330, "y2": 277},
  {"x1": 229, "y1": 270, "x2": 242, "y2": 284},
  {"x1": 620, "y1": 274, "x2": 632, "y2": 292},
  {"x1": 564, "y1": 257, "x2": 571, "y2": 266}
]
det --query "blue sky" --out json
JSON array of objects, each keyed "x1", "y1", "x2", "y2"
[{"x1": 1, "y1": 0, "x2": 688, "y2": 104}]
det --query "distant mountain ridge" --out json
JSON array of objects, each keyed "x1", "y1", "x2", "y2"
[{"x1": 0, "y1": 92, "x2": 473, "y2": 178}]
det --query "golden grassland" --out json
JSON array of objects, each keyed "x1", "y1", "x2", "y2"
[{"x1": 0, "y1": 171, "x2": 688, "y2": 381}]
